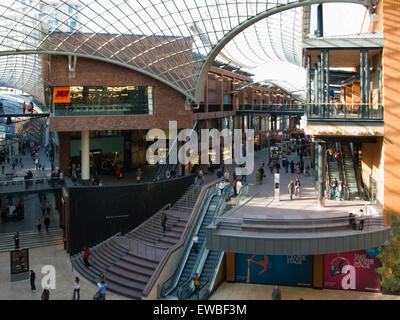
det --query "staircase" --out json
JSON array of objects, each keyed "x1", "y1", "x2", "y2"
[
  {"x1": 341, "y1": 144, "x2": 360, "y2": 200},
  {"x1": 71, "y1": 184, "x2": 202, "y2": 299},
  {"x1": 0, "y1": 228, "x2": 63, "y2": 252}
]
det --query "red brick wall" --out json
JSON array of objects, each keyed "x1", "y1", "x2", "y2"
[{"x1": 49, "y1": 55, "x2": 193, "y2": 132}]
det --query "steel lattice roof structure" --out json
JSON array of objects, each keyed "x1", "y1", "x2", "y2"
[{"x1": 0, "y1": 0, "x2": 374, "y2": 106}]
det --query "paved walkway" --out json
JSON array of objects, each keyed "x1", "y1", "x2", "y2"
[
  {"x1": 210, "y1": 282, "x2": 400, "y2": 300},
  {"x1": 0, "y1": 245, "x2": 127, "y2": 300},
  {"x1": 229, "y1": 148, "x2": 376, "y2": 222}
]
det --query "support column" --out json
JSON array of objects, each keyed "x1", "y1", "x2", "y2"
[
  {"x1": 317, "y1": 141, "x2": 326, "y2": 208},
  {"x1": 306, "y1": 56, "x2": 311, "y2": 116},
  {"x1": 360, "y1": 50, "x2": 365, "y2": 106},
  {"x1": 81, "y1": 130, "x2": 90, "y2": 183},
  {"x1": 325, "y1": 50, "x2": 330, "y2": 104}
]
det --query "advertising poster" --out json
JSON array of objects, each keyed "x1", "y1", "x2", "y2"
[
  {"x1": 236, "y1": 254, "x2": 313, "y2": 287},
  {"x1": 10, "y1": 248, "x2": 29, "y2": 275},
  {"x1": 324, "y1": 248, "x2": 381, "y2": 292}
]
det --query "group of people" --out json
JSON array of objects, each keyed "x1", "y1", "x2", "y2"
[
  {"x1": 349, "y1": 209, "x2": 366, "y2": 231},
  {"x1": 21, "y1": 101, "x2": 35, "y2": 114}
]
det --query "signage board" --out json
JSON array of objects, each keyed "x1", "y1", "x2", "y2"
[{"x1": 53, "y1": 87, "x2": 71, "y2": 103}]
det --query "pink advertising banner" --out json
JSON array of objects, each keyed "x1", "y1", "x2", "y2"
[{"x1": 324, "y1": 248, "x2": 381, "y2": 292}]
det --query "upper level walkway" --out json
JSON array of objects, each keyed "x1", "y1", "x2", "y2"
[{"x1": 206, "y1": 149, "x2": 390, "y2": 255}]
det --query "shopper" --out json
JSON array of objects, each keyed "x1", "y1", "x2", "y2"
[
  {"x1": 272, "y1": 285, "x2": 281, "y2": 300},
  {"x1": 97, "y1": 280, "x2": 106, "y2": 300},
  {"x1": 14, "y1": 232, "x2": 20, "y2": 249},
  {"x1": 256, "y1": 169, "x2": 262, "y2": 185},
  {"x1": 83, "y1": 247, "x2": 90, "y2": 267},
  {"x1": 358, "y1": 209, "x2": 365, "y2": 230},
  {"x1": 161, "y1": 212, "x2": 167, "y2": 233},
  {"x1": 192, "y1": 273, "x2": 201, "y2": 299},
  {"x1": 136, "y1": 167, "x2": 142, "y2": 183},
  {"x1": 44, "y1": 216, "x2": 50, "y2": 232},
  {"x1": 30, "y1": 270, "x2": 36, "y2": 292},
  {"x1": 295, "y1": 178, "x2": 301, "y2": 197},
  {"x1": 288, "y1": 180, "x2": 294, "y2": 200},
  {"x1": 73, "y1": 277, "x2": 80, "y2": 300},
  {"x1": 193, "y1": 234, "x2": 199, "y2": 254},
  {"x1": 41, "y1": 288, "x2": 50, "y2": 300}
]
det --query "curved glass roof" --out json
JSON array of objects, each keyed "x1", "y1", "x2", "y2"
[{"x1": 0, "y1": 0, "x2": 370, "y2": 104}]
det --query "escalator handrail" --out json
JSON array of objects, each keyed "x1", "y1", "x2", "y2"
[
  {"x1": 159, "y1": 186, "x2": 217, "y2": 297},
  {"x1": 176, "y1": 186, "x2": 232, "y2": 300},
  {"x1": 198, "y1": 251, "x2": 225, "y2": 300}
]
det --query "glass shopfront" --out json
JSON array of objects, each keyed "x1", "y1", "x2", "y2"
[{"x1": 54, "y1": 86, "x2": 154, "y2": 116}]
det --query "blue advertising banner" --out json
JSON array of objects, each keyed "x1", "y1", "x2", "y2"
[{"x1": 236, "y1": 254, "x2": 313, "y2": 287}]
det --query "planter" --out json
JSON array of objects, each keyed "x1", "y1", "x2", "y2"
[{"x1": 381, "y1": 288, "x2": 400, "y2": 296}]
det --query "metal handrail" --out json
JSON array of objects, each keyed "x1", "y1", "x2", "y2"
[
  {"x1": 128, "y1": 239, "x2": 166, "y2": 261},
  {"x1": 127, "y1": 203, "x2": 171, "y2": 237}
]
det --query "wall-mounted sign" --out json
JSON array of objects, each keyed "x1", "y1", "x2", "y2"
[
  {"x1": 324, "y1": 249, "x2": 381, "y2": 292},
  {"x1": 10, "y1": 248, "x2": 29, "y2": 282},
  {"x1": 53, "y1": 87, "x2": 71, "y2": 103}
]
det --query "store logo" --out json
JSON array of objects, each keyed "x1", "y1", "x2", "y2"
[{"x1": 146, "y1": 121, "x2": 254, "y2": 175}]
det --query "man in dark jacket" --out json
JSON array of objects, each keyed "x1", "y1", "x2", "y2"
[{"x1": 30, "y1": 270, "x2": 36, "y2": 292}]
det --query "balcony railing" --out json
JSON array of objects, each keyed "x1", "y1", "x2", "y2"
[
  {"x1": 306, "y1": 103, "x2": 384, "y2": 120},
  {"x1": 54, "y1": 103, "x2": 151, "y2": 116},
  {"x1": 239, "y1": 104, "x2": 305, "y2": 111}
]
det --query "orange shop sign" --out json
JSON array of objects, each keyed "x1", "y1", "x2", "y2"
[{"x1": 53, "y1": 87, "x2": 71, "y2": 103}]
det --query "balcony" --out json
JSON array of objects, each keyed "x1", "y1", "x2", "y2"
[
  {"x1": 54, "y1": 104, "x2": 151, "y2": 116},
  {"x1": 306, "y1": 104, "x2": 384, "y2": 121},
  {"x1": 238, "y1": 104, "x2": 305, "y2": 115}
]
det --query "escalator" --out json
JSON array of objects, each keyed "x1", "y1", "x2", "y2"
[
  {"x1": 160, "y1": 184, "x2": 231, "y2": 300},
  {"x1": 340, "y1": 142, "x2": 363, "y2": 200}
]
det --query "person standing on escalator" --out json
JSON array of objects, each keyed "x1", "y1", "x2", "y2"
[
  {"x1": 193, "y1": 273, "x2": 201, "y2": 300},
  {"x1": 193, "y1": 234, "x2": 199, "y2": 254}
]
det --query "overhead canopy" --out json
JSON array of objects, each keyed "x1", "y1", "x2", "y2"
[{"x1": 0, "y1": 0, "x2": 372, "y2": 105}]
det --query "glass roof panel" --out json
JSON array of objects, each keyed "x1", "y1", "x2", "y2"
[{"x1": 0, "y1": 0, "x2": 369, "y2": 103}]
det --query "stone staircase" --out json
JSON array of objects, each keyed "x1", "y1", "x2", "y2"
[
  {"x1": 0, "y1": 228, "x2": 63, "y2": 252},
  {"x1": 71, "y1": 184, "x2": 202, "y2": 299}
]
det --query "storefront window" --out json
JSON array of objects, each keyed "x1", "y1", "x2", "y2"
[{"x1": 54, "y1": 86, "x2": 154, "y2": 116}]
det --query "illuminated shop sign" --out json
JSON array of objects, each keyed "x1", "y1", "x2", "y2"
[{"x1": 53, "y1": 87, "x2": 71, "y2": 103}]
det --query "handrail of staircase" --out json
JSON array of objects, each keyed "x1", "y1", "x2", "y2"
[
  {"x1": 142, "y1": 178, "x2": 220, "y2": 298},
  {"x1": 176, "y1": 185, "x2": 232, "y2": 300},
  {"x1": 159, "y1": 188, "x2": 217, "y2": 298}
]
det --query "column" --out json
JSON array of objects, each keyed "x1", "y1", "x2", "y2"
[
  {"x1": 306, "y1": 56, "x2": 311, "y2": 116},
  {"x1": 325, "y1": 50, "x2": 330, "y2": 104},
  {"x1": 317, "y1": 141, "x2": 326, "y2": 208},
  {"x1": 81, "y1": 130, "x2": 90, "y2": 183}
]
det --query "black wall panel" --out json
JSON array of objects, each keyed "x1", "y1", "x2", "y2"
[{"x1": 68, "y1": 175, "x2": 194, "y2": 255}]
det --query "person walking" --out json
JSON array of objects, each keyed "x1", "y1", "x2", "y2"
[
  {"x1": 295, "y1": 178, "x2": 301, "y2": 197},
  {"x1": 358, "y1": 209, "x2": 365, "y2": 230},
  {"x1": 136, "y1": 167, "x2": 142, "y2": 183},
  {"x1": 14, "y1": 232, "x2": 20, "y2": 249},
  {"x1": 192, "y1": 273, "x2": 201, "y2": 300},
  {"x1": 41, "y1": 201, "x2": 46, "y2": 216},
  {"x1": 161, "y1": 212, "x2": 167, "y2": 233},
  {"x1": 73, "y1": 277, "x2": 80, "y2": 300},
  {"x1": 256, "y1": 169, "x2": 262, "y2": 185},
  {"x1": 198, "y1": 169, "x2": 204, "y2": 185},
  {"x1": 37, "y1": 218, "x2": 42, "y2": 232},
  {"x1": 30, "y1": 270, "x2": 36, "y2": 292},
  {"x1": 268, "y1": 160, "x2": 274, "y2": 174},
  {"x1": 193, "y1": 234, "x2": 199, "y2": 254},
  {"x1": 330, "y1": 178, "x2": 338, "y2": 200},
  {"x1": 116, "y1": 166, "x2": 122, "y2": 180},
  {"x1": 272, "y1": 285, "x2": 281, "y2": 300},
  {"x1": 275, "y1": 161, "x2": 281, "y2": 173},
  {"x1": 44, "y1": 216, "x2": 50, "y2": 232},
  {"x1": 22, "y1": 102, "x2": 26, "y2": 114},
  {"x1": 41, "y1": 288, "x2": 50, "y2": 300},
  {"x1": 338, "y1": 179, "x2": 344, "y2": 201},
  {"x1": 97, "y1": 280, "x2": 107, "y2": 300},
  {"x1": 83, "y1": 247, "x2": 90, "y2": 267},
  {"x1": 288, "y1": 180, "x2": 295, "y2": 200}
]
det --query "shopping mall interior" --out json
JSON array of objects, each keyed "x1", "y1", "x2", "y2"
[{"x1": 0, "y1": 0, "x2": 399, "y2": 302}]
